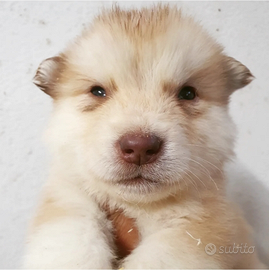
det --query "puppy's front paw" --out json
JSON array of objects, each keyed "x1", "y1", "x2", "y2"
[
  {"x1": 120, "y1": 245, "x2": 177, "y2": 269},
  {"x1": 121, "y1": 254, "x2": 160, "y2": 269}
]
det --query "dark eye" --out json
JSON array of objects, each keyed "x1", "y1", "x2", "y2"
[
  {"x1": 90, "y1": 86, "x2": 106, "y2": 97},
  {"x1": 178, "y1": 86, "x2": 197, "y2": 100}
]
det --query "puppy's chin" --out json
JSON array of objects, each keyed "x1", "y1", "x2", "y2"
[
  {"x1": 89, "y1": 171, "x2": 184, "y2": 204},
  {"x1": 116, "y1": 176, "x2": 163, "y2": 196},
  {"x1": 109, "y1": 180, "x2": 181, "y2": 204}
]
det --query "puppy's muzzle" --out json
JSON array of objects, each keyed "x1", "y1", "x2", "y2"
[{"x1": 118, "y1": 133, "x2": 163, "y2": 166}]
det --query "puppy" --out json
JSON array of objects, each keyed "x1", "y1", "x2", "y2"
[{"x1": 23, "y1": 5, "x2": 266, "y2": 269}]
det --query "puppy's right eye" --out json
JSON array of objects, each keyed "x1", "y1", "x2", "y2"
[{"x1": 90, "y1": 86, "x2": 106, "y2": 97}]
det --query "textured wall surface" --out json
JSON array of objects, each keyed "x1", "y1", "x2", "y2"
[{"x1": 0, "y1": 1, "x2": 268, "y2": 268}]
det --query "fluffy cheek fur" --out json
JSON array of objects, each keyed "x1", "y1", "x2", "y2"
[{"x1": 46, "y1": 94, "x2": 235, "y2": 203}]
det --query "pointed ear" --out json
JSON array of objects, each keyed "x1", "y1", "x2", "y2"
[
  {"x1": 225, "y1": 56, "x2": 254, "y2": 92},
  {"x1": 33, "y1": 56, "x2": 64, "y2": 98}
]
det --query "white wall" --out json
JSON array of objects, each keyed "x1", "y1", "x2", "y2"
[{"x1": 0, "y1": 1, "x2": 268, "y2": 268}]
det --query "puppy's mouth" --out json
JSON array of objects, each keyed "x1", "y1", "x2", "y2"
[{"x1": 118, "y1": 175, "x2": 158, "y2": 187}]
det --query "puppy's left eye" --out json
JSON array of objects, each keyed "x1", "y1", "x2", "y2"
[
  {"x1": 178, "y1": 86, "x2": 197, "y2": 100},
  {"x1": 90, "y1": 86, "x2": 106, "y2": 97}
]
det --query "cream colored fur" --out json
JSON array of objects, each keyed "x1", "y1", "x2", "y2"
[{"x1": 23, "y1": 5, "x2": 266, "y2": 269}]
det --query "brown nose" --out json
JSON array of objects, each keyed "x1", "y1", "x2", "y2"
[{"x1": 119, "y1": 133, "x2": 162, "y2": 165}]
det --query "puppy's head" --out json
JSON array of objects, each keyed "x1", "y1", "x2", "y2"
[{"x1": 34, "y1": 6, "x2": 253, "y2": 203}]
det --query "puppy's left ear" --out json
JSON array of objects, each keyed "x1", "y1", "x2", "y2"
[{"x1": 225, "y1": 56, "x2": 254, "y2": 92}]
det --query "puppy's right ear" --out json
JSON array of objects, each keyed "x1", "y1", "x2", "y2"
[{"x1": 33, "y1": 56, "x2": 64, "y2": 98}]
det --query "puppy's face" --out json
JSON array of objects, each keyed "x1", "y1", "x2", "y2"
[{"x1": 34, "y1": 7, "x2": 253, "y2": 203}]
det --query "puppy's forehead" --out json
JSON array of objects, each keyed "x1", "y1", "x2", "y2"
[{"x1": 65, "y1": 7, "x2": 222, "y2": 89}]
